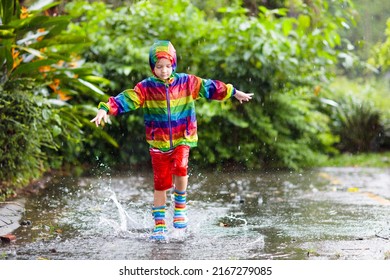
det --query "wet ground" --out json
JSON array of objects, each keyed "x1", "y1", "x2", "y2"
[{"x1": 1, "y1": 167, "x2": 389, "y2": 260}]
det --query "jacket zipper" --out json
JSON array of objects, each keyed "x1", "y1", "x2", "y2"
[
  {"x1": 151, "y1": 121, "x2": 154, "y2": 140},
  {"x1": 165, "y1": 84, "x2": 173, "y2": 149}
]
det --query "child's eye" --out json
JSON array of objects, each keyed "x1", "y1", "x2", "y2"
[{"x1": 156, "y1": 64, "x2": 171, "y2": 69}]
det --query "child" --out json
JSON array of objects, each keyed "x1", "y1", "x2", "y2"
[{"x1": 91, "y1": 40, "x2": 253, "y2": 240}]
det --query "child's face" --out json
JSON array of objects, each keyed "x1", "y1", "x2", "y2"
[{"x1": 154, "y1": 58, "x2": 173, "y2": 80}]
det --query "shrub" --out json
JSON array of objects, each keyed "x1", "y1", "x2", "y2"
[
  {"x1": 326, "y1": 77, "x2": 390, "y2": 153},
  {"x1": 0, "y1": 85, "x2": 55, "y2": 189},
  {"x1": 0, "y1": 0, "x2": 120, "y2": 198},
  {"x1": 334, "y1": 96, "x2": 383, "y2": 152}
]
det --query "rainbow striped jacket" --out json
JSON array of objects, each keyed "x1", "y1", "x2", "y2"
[{"x1": 98, "y1": 74, "x2": 236, "y2": 151}]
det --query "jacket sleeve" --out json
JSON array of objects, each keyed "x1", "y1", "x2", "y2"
[
  {"x1": 97, "y1": 84, "x2": 144, "y2": 116},
  {"x1": 189, "y1": 74, "x2": 236, "y2": 101}
]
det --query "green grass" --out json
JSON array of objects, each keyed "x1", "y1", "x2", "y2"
[{"x1": 319, "y1": 151, "x2": 390, "y2": 168}]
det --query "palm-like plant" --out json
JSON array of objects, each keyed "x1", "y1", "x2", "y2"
[
  {"x1": 0, "y1": 0, "x2": 116, "y2": 191},
  {"x1": 335, "y1": 96, "x2": 383, "y2": 153}
]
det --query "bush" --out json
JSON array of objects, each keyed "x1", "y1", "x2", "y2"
[
  {"x1": 335, "y1": 96, "x2": 383, "y2": 152},
  {"x1": 325, "y1": 77, "x2": 389, "y2": 153},
  {"x1": 0, "y1": 0, "x2": 115, "y2": 187},
  {"x1": 0, "y1": 85, "x2": 55, "y2": 189}
]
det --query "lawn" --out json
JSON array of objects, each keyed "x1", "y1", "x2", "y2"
[{"x1": 320, "y1": 151, "x2": 390, "y2": 168}]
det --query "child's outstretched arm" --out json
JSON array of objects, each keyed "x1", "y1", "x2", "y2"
[
  {"x1": 234, "y1": 90, "x2": 254, "y2": 104},
  {"x1": 91, "y1": 109, "x2": 108, "y2": 127},
  {"x1": 90, "y1": 86, "x2": 144, "y2": 127}
]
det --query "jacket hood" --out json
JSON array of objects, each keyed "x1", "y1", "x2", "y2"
[{"x1": 149, "y1": 40, "x2": 177, "y2": 77}]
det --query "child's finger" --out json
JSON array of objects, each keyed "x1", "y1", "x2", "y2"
[{"x1": 94, "y1": 116, "x2": 101, "y2": 127}]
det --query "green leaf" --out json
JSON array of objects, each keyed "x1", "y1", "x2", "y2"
[
  {"x1": 13, "y1": 45, "x2": 46, "y2": 59},
  {"x1": 282, "y1": 18, "x2": 296, "y2": 37},
  {"x1": 227, "y1": 114, "x2": 249, "y2": 128},
  {"x1": 1, "y1": 0, "x2": 19, "y2": 25},
  {"x1": 298, "y1": 14, "x2": 311, "y2": 30},
  {"x1": 82, "y1": 118, "x2": 119, "y2": 148},
  {"x1": 78, "y1": 78, "x2": 105, "y2": 95},
  {"x1": 0, "y1": 29, "x2": 15, "y2": 39},
  {"x1": 31, "y1": 34, "x2": 90, "y2": 49},
  {"x1": 81, "y1": 75, "x2": 111, "y2": 86},
  {"x1": 11, "y1": 15, "x2": 49, "y2": 30},
  {"x1": 51, "y1": 125, "x2": 62, "y2": 137},
  {"x1": 29, "y1": 0, "x2": 60, "y2": 12},
  {"x1": 9, "y1": 59, "x2": 56, "y2": 77}
]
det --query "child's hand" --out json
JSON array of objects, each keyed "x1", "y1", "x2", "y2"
[
  {"x1": 234, "y1": 90, "x2": 254, "y2": 104},
  {"x1": 90, "y1": 109, "x2": 108, "y2": 127}
]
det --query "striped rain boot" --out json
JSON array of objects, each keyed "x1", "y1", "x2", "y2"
[
  {"x1": 173, "y1": 189, "x2": 188, "y2": 229},
  {"x1": 150, "y1": 205, "x2": 167, "y2": 240}
]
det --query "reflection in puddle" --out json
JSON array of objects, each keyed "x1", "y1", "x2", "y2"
[{"x1": 3, "y1": 167, "x2": 390, "y2": 260}]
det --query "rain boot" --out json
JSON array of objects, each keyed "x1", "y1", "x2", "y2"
[
  {"x1": 173, "y1": 189, "x2": 188, "y2": 229},
  {"x1": 150, "y1": 205, "x2": 167, "y2": 240}
]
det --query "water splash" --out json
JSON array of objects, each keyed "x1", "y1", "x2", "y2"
[
  {"x1": 99, "y1": 189, "x2": 144, "y2": 237},
  {"x1": 93, "y1": 161, "x2": 147, "y2": 236},
  {"x1": 168, "y1": 228, "x2": 188, "y2": 242},
  {"x1": 110, "y1": 190, "x2": 140, "y2": 231}
]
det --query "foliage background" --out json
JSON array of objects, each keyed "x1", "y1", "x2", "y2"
[
  {"x1": 1, "y1": 0, "x2": 390, "y2": 199},
  {"x1": 64, "y1": 0, "x2": 356, "y2": 170}
]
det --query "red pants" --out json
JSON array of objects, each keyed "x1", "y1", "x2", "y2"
[{"x1": 149, "y1": 145, "x2": 190, "y2": 191}]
